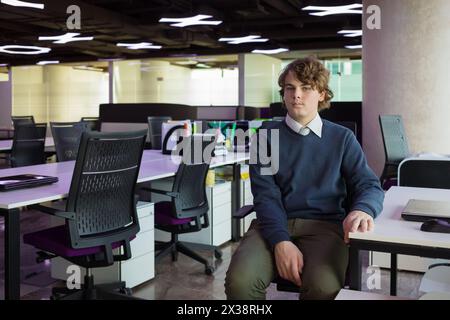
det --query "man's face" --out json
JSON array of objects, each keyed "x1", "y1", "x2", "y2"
[{"x1": 283, "y1": 71, "x2": 325, "y2": 125}]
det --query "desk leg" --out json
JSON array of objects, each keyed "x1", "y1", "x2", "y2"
[
  {"x1": 231, "y1": 163, "x2": 241, "y2": 242},
  {"x1": 1, "y1": 208, "x2": 21, "y2": 300},
  {"x1": 390, "y1": 253, "x2": 397, "y2": 296},
  {"x1": 348, "y1": 244, "x2": 362, "y2": 291}
]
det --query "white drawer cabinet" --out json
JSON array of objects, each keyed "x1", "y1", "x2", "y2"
[
  {"x1": 152, "y1": 178, "x2": 232, "y2": 246},
  {"x1": 50, "y1": 201, "x2": 155, "y2": 288}
]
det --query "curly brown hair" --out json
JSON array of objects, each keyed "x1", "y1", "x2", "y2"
[{"x1": 278, "y1": 56, "x2": 334, "y2": 111}]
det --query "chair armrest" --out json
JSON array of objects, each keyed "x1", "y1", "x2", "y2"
[
  {"x1": 143, "y1": 188, "x2": 179, "y2": 198},
  {"x1": 428, "y1": 263, "x2": 450, "y2": 270},
  {"x1": 30, "y1": 204, "x2": 75, "y2": 220},
  {"x1": 233, "y1": 205, "x2": 255, "y2": 219}
]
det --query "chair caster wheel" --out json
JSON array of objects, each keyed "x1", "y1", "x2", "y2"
[
  {"x1": 119, "y1": 287, "x2": 133, "y2": 296},
  {"x1": 205, "y1": 266, "x2": 215, "y2": 275},
  {"x1": 214, "y1": 249, "x2": 222, "y2": 259}
]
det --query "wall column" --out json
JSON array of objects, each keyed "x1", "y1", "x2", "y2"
[
  {"x1": 0, "y1": 68, "x2": 12, "y2": 128},
  {"x1": 363, "y1": 0, "x2": 450, "y2": 175}
]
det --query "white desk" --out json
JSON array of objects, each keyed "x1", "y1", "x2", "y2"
[
  {"x1": 335, "y1": 288, "x2": 412, "y2": 300},
  {"x1": 0, "y1": 150, "x2": 249, "y2": 299},
  {"x1": 348, "y1": 186, "x2": 450, "y2": 295}
]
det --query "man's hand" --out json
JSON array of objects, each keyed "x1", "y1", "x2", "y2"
[
  {"x1": 274, "y1": 241, "x2": 304, "y2": 287},
  {"x1": 343, "y1": 210, "x2": 374, "y2": 244}
]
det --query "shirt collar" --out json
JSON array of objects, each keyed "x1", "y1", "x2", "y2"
[{"x1": 285, "y1": 112, "x2": 322, "y2": 138}]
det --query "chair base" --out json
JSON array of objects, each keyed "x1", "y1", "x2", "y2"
[
  {"x1": 51, "y1": 275, "x2": 138, "y2": 300},
  {"x1": 156, "y1": 240, "x2": 221, "y2": 275}
]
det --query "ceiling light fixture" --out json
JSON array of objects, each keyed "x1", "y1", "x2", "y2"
[
  {"x1": 0, "y1": 45, "x2": 50, "y2": 55},
  {"x1": 338, "y1": 30, "x2": 363, "y2": 37},
  {"x1": 169, "y1": 54, "x2": 198, "y2": 58},
  {"x1": 0, "y1": 63, "x2": 8, "y2": 67},
  {"x1": 116, "y1": 42, "x2": 162, "y2": 50},
  {"x1": 1, "y1": 0, "x2": 44, "y2": 9},
  {"x1": 252, "y1": 48, "x2": 289, "y2": 54},
  {"x1": 36, "y1": 60, "x2": 59, "y2": 65},
  {"x1": 98, "y1": 58, "x2": 123, "y2": 62},
  {"x1": 345, "y1": 44, "x2": 362, "y2": 49},
  {"x1": 175, "y1": 61, "x2": 198, "y2": 65},
  {"x1": 159, "y1": 14, "x2": 222, "y2": 27},
  {"x1": 302, "y1": 4, "x2": 363, "y2": 16},
  {"x1": 219, "y1": 35, "x2": 269, "y2": 45},
  {"x1": 196, "y1": 63, "x2": 211, "y2": 69},
  {"x1": 73, "y1": 66, "x2": 104, "y2": 72},
  {"x1": 39, "y1": 32, "x2": 94, "y2": 44}
]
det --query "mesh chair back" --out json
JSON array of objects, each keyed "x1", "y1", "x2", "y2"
[
  {"x1": 379, "y1": 115, "x2": 410, "y2": 163},
  {"x1": 81, "y1": 117, "x2": 100, "y2": 132},
  {"x1": 12, "y1": 115, "x2": 35, "y2": 128},
  {"x1": 147, "y1": 116, "x2": 172, "y2": 149},
  {"x1": 171, "y1": 162, "x2": 210, "y2": 219},
  {"x1": 11, "y1": 123, "x2": 47, "y2": 167},
  {"x1": 335, "y1": 121, "x2": 357, "y2": 136},
  {"x1": 51, "y1": 121, "x2": 88, "y2": 162},
  {"x1": 399, "y1": 160, "x2": 450, "y2": 189},
  {"x1": 65, "y1": 130, "x2": 146, "y2": 249}
]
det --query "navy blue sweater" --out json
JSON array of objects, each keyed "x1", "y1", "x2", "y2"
[{"x1": 249, "y1": 119, "x2": 384, "y2": 247}]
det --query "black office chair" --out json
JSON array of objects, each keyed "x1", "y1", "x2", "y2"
[
  {"x1": 147, "y1": 158, "x2": 222, "y2": 275},
  {"x1": 11, "y1": 115, "x2": 35, "y2": 128},
  {"x1": 147, "y1": 116, "x2": 172, "y2": 149},
  {"x1": 50, "y1": 121, "x2": 88, "y2": 162},
  {"x1": 10, "y1": 123, "x2": 47, "y2": 167},
  {"x1": 23, "y1": 130, "x2": 147, "y2": 300},
  {"x1": 398, "y1": 159, "x2": 450, "y2": 294},
  {"x1": 335, "y1": 121, "x2": 357, "y2": 137},
  {"x1": 379, "y1": 115, "x2": 410, "y2": 189},
  {"x1": 81, "y1": 117, "x2": 100, "y2": 132},
  {"x1": 399, "y1": 159, "x2": 450, "y2": 189}
]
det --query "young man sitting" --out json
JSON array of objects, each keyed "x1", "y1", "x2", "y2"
[{"x1": 225, "y1": 57, "x2": 384, "y2": 300}]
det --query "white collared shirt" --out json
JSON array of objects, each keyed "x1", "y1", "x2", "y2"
[{"x1": 285, "y1": 113, "x2": 322, "y2": 138}]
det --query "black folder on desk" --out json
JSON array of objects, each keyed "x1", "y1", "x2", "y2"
[
  {"x1": 0, "y1": 174, "x2": 58, "y2": 191},
  {"x1": 401, "y1": 199, "x2": 450, "y2": 222}
]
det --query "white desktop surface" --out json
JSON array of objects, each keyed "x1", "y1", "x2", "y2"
[
  {"x1": 0, "y1": 150, "x2": 249, "y2": 209},
  {"x1": 335, "y1": 289, "x2": 412, "y2": 300},
  {"x1": 0, "y1": 137, "x2": 54, "y2": 151},
  {"x1": 349, "y1": 186, "x2": 450, "y2": 249}
]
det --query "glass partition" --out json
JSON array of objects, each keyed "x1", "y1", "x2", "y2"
[
  {"x1": 113, "y1": 56, "x2": 238, "y2": 106},
  {"x1": 12, "y1": 63, "x2": 109, "y2": 123}
]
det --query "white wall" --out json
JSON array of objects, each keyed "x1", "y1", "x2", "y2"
[{"x1": 363, "y1": 0, "x2": 450, "y2": 175}]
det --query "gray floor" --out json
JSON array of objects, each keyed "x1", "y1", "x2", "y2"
[{"x1": 0, "y1": 207, "x2": 425, "y2": 300}]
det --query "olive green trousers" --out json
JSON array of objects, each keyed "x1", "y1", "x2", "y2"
[{"x1": 225, "y1": 218, "x2": 348, "y2": 300}]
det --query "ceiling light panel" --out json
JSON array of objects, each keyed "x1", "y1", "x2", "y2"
[
  {"x1": 219, "y1": 35, "x2": 269, "y2": 44},
  {"x1": 252, "y1": 48, "x2": 289, "y2": 54},
  {"x1": 345, "y1": 44, "x2": 362, "y2": 49},
  {"x1": 37, "y1": 60, "x2": 59, "y2": 65},
  {"x1": 1, "y1": 0, "x2": 44, "y2": 9},
  {"x1": 116, "y1": 42, "x2": 162, "y2": 50},
  {"x1": 0, "y1": 45, "x2": 50, "y2": 55},
  {"x1": 39, "y1": 33, "x2": 94, "y2": 44},
  {"x1": 338, "y1": 30, "x2": 363, "y2": 37},
  {"x1": 159, "y1": 14, "x2": 222, "y2": 27},
  {"x1": 302, "y1": 4, "x2": 363, "y2": 16}
]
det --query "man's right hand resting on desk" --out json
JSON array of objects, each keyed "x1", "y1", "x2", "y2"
[{"x1": 274, "y1": 241, "x2": 304, "y2": 287}]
